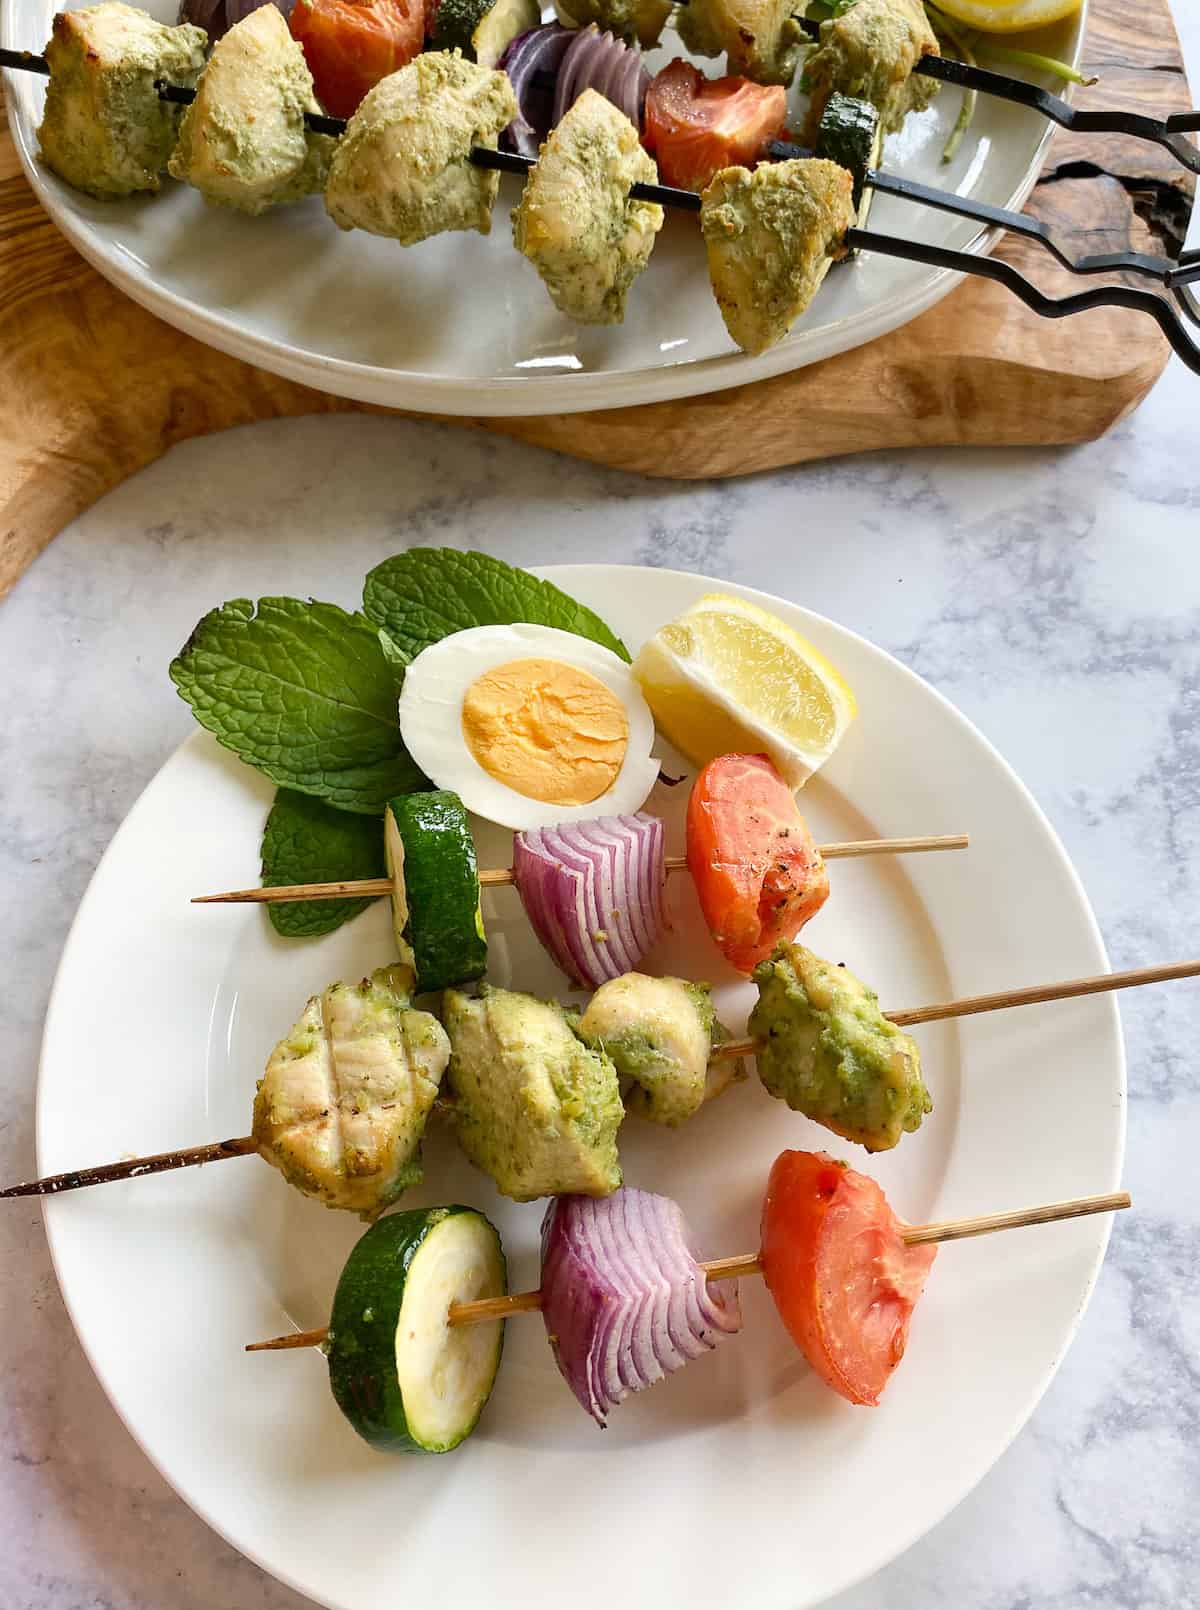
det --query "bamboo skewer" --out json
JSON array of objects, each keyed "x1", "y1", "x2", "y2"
[
  {"x1": 710, "y1": 956, "x2": 1200, "y2": 1062},
  {"x1": 244, "y1": 1190, "x2": 1132, "y2": 1351},
  {"x1": 192, "y1": 834, "x2": 970, "y2": 906},
  {"x1": 4, "y1": 959, "x2": 1195, "y2": 1201}
]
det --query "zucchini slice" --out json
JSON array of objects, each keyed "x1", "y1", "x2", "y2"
[
  {"x1": 815, "y1": 93, "x2": 883, "y2": 226},
  {"x1": 327, "y1": 1206, "x2": 507, "y2": 1454},
  {"x1": 428, "y1": 0, "x2": 539, "y2": 66},
  {"x1": 384, "y1": 791, "x2": 487, "y2": 993}
]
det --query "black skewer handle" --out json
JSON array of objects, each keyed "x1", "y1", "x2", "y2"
[
  {"x1": 767, "y1": 139, "x2": 1200, "y2": 289},
  {"x1": 849, "y1": 225, "x2": 1200, "y2": 377},
  {"x1": 469, "y1": 143, "x2": 701, "y2": 210},
  {"x1": 914, "y1": 55, "x2": 1200, "y2": 177},
  {"x1": 0, "y1": 46, "x2": 49, "y2": 74}
]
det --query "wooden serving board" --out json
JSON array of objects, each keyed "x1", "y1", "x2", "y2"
[{"x1": 0, "y1": 0, "x2": 1193, "y2": 597}]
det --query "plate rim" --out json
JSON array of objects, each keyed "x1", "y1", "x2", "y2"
[
  {"x1": 0, "y1": 6, "x2": 1082, "y2": 417},
  {"x1": 36, "y1": 559, "x2": 1125, "y2": 1609}
]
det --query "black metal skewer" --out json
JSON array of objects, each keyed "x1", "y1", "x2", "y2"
[{"x1": 768, "y1": 138, "x2": 1200, "y2": 289}]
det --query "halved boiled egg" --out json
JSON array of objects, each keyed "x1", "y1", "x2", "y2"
[{"x1": 398, "y1": 624, "x2": 660, "y2": 831}]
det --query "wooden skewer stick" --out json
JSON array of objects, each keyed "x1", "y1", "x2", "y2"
[
  {"x1": 191, "y1": 834, "x2": 970, "y2": 905},
  {"x1": 710, "y1": 955, "x2": 1200, "y2": 1061},
  {"x1": 244, "y1": 1190, "x2": 1131, "y2": 1351},
  {"x1": 6, "y1": 955, "x2": 1197, "y2": 1200}
]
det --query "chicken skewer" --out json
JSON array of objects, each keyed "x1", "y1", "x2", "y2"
[
  {"x1": 8, "y1": 9, "x2": 1197, "y2": 170},
  {"x1": 194, "y1": 830, "x2": 969, "y2": 905},
  {"x1": 5, "y1": 29, "x2": 1194, "y2": 289},
  {"x1": 3, "y1": 952, "x2": 1196, "y2": 1202},
  {"x1": 246, "y1": 1186, "x2": 1132, "y2": 1352}
]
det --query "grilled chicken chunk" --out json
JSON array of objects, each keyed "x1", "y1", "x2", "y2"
[
  {"x1": 801, "y1": 0, "x2": 940, "y2": 142},
  {"x1": 324, "y1": 50, "x2": 516, "y2": 244},
  {"x1": 253, "y1": 965, "x2": 449, "y2": 1218},
  {"x1": 676, "y1": 0, "x2": 806, "y2": 86},
  {"x1": 577, "y1": 973, "x2": 745, "y2": 1126},
  {"x1": 37, "y1": 2, "x2": 207, "y2": 198},
  {"x1": 443, "y1": 985, "x2": 624, "y2": 1201},
  {"x1": 168, "y1": 5, "x2": 334, "y2": 214},
  {"x1": 700, "y1": 157, "x2": 854, "y2": 355},
  {"x1": 749, "y1": 942, "x2": 932, "y2": 1151},
  {"x1": 512, "y1": 89, "x2": 663, "y2": 325}
]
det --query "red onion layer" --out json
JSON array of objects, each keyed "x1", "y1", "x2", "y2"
[
  {"x1": 540, "y1": 1188, "x2": 742, "y2": 1426},
  {"x1": 512, "y1": 812, "x2": 666, "y2": 988}
]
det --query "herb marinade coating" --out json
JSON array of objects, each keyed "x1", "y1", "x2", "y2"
[
  {"x1": 169, "y1": 5, "x2": 334, "y2": 215},
  {"x1": 700, "y1": 158, "x2": 855, "y2": 356},
  {"x1": 38, "y1": 1, "x2": 207, "y2": 198},
  {"x1": 325, "y1": 51, "x2": 517, "y2": 244},
  {"x1": 513, "y1": 90, "x2": 664, "y2": 325}
]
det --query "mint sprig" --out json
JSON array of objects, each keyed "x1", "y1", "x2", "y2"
[
  {"x1": 170, "y1": 597, "x2": 426, "y2": 816},
  {"x1": 363, "y1": 548, "x2": 631, "y2": 664},
  {"x1": 261, "y1": 789, "x2": 386, "y2": 938}
]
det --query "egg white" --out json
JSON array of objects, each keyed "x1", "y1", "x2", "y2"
[{"x1": 398, "y1": 624, "x2": 661, "y2": 831}]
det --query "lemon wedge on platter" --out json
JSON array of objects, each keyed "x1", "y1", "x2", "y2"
[
  {"x1": 633, "y1": 592, "x2": 857, "y2": 788},
  {"x1": 931, "y1": 0, "x2": 1082, "y2": 33}
]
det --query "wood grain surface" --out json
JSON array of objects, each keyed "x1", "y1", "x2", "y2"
[{"x1": 0, "y1": 0, "x2": 1193, "y2": 597}]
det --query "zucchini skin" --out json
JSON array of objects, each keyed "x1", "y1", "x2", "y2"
[
  {"x1": 386, "y1": 791, "x2": 487, "y2": 993},
  {"x1": 427, "y1": 0, "x2": 491, "y2": 55},
  {"x1": 326, "y1": 1206, "x2": 506, "y2": 1454},
  {"x1": 815, "y1": 92, "x2": 879, "y2": 210}
]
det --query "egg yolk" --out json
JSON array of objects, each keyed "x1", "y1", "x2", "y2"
[{"x1": 461, "y1": 658, "x2": 629, "y2": 806}]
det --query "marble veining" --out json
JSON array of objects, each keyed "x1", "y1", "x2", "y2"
[{"x1": 3, "y1": 17, "x2": 1200, "y2": 1597}]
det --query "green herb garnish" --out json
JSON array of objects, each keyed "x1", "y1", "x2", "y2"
[
  {"x1": 362, "y1": 548, "x2": 632, "y2": 664},
  {"x1": 261, "y1": 789, "x2": 387, "y2": 938},
  {"x1": 169, "y1": 596, "x2": 426, "y2": 815}
]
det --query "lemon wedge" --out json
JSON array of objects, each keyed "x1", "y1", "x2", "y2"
[
  {"x1": 633, "y1": 593, "x2": 856, "y2": 788},
  {"x1": 932, "y1": 0, "x2": 1081, "y2": 33}
]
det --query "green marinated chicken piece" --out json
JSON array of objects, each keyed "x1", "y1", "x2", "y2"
[
  {"x1": 801, "y1": 0, "x2": 940, "y2": 143},
  {"x1": 558, "y1": 0, "x2": 672, "y2": 50},
  {"x1": 749, "y1": 942, "x2": 932, "y2": 1151},
  {"x1": 168, "y1": 5, "x2": 334, "y2": 215},
  {"x1": 577, "y1": 973, "x2": 745, "y2": 1127},
  {"x1": 253, "y1": 964, "x2": 449, "y2": 1218},
  {"x1": 512, "y1": 89, "x2": 663, "y2": 325},
  {"x1": 676, "y1": 0, "x2": 806, "y2": 86},
  {"x1": 701, "y1": 157, "x2": 855, "y2": 356},
  {"x1": 38, "y1": 2, "x2": 207, "y2": 199},
  {"x1": 324, "y1": 51, "x2": 516, "y2": 244},
  {"x1": 443, "y1": 985, "x2": 623, "y2": 1201}
]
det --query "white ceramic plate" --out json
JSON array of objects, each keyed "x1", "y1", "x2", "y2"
[
  {"x1": 1, "y1": 3, "x2": 1082, "y2": 414},
  {"x1": 38, "y1": 564, "x2": 1123, "y2": 1610}
]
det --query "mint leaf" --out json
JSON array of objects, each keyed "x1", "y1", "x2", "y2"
[
  {"x1": 170, "y1": 597, "x2": 426, "y2": 815},
  {"x1": 261, "y1": 789, "x2": 385, "y2": 939},
  {"x1": 362, "y1": 549, "x2": 631, "y2": 663}
]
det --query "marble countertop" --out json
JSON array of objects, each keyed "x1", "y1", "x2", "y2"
[{"x1": 3, "y1": 18, "x2": 1199, "y2": 1605}]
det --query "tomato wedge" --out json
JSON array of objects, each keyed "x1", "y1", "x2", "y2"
[
  {"x1": 686, "y1": 752, "x2": 829, "y2": 974},
  {"x1": 760, "y1": 1150, "x2": 937, "y2": 1406},
  {"x1": 290, "y1": 0, "x2": 426, "y2": 119},
  {"x1": 643, "y1": 59, "x2": 788, "y2": 194}
]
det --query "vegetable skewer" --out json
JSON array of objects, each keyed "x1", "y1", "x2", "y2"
[
  {"x1": 245, "y1": 1186, "x2": 1131, "y2": 1351},
  {"x1": 193, "y1": 831, "x2": 970, "y2": 904},
  {"x1": 3, "y1": 954, "x2": 1194, "y2": 1201}
]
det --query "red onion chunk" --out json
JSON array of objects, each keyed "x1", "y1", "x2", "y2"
[
  {"x1": 541, "y1": 1188, "x2": 742, "y2": 1426},
  {"x1": 178, "y1": 0, "x2": 292, "y2": 40},
  {"x1": 513, "y1": 813, "x2": 667, "y2": 988}
]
